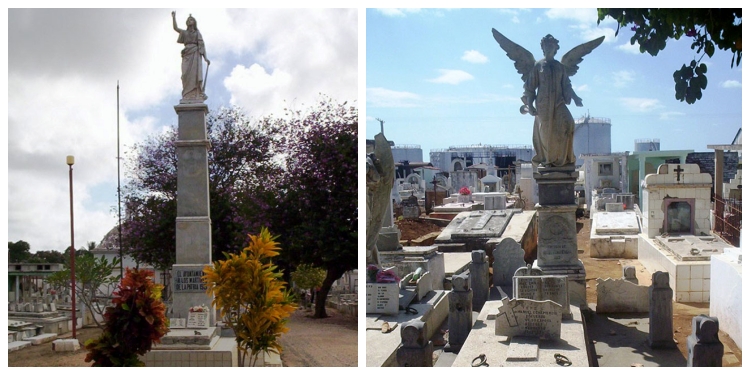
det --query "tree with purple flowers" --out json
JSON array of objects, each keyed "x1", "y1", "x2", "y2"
[
  {"x1": 269, "y1": 98, "x2": 358, "y2": 319},
  {"x1": 121, "y1": 106, "x2": 283, "y2": 271}
]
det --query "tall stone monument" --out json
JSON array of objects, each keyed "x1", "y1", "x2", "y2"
[
  {"x1": 171, "y1": 11, "x2": 215, "y2": 326},
  {"x1": 492, "y1": 30, "x2": 604, "y2": 306}
]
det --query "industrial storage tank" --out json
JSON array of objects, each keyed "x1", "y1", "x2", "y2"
[
  {"x1": 634, "y1": 139, "x2": 661, "y2": 151},
  {"x1": 573, "y1": 115, "x2": 611, "y2": 165}
]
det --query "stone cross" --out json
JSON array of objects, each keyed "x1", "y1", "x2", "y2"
[{"x1": 674, "y1": 165, "x2": 685, "y2": 182}]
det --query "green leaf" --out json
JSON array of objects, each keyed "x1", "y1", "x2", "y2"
[{"x1": 121, "y1": 303, "x2": 130, "y2": 311}]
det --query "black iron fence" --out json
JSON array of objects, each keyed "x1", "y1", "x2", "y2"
[{"x1": 712, "y1": 192, "x2": 741, "y2": 247}]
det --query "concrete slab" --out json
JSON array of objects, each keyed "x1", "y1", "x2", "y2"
[
  {"x1": 593, "y1": 211, "x2": 639, "y2": 235},
  {"x1": 8, "y1": 341, "x2": 31, "y2": 352},
  {"x1": 452, "y1": 300, "x2": 589, "y2": 367},
  {"x1": 23, "y1": 333, "x2": 58, "y2": 345},
  {"x1": 443, "y1": 252, "x2": 472, "y2": 277},
  {"x1": 52, "y1": 338, "x2": 80, "y2": 352}
]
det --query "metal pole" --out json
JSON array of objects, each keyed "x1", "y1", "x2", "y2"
[
  {"x1": 117, "y1": 81, "x2": 123, "y2": 279},
  {"x1": 67, "y1": 157, "x2": 76, "y2": 340}
]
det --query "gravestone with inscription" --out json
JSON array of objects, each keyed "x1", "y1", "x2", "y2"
[
  {"x1": 402, "y1": 194, "x2": 420, "y2": 219},
  {"x1": 493, "y1": 237, "x2": 527, "y2": 287},
  {"x1": 494, "y1": 298, "x2": 562, "y2": 340},
  {"x1": 623, "y1": 265, "x2": 638, "y2": 284},
  {"x1": 365, "y1": 282, "x2": 399, "y2": 315},
  {"x1": 469, "y1": 250, "x2": 489, "y2": 312},
  {"x1": 513, "y1": 275, "x2": 570, "y2": 319},
  {"x1": 648, "y1": 271, "x2": 677, "y2": 348},
  {"x1": 449, "y1": 210, "x2": 515, "y2": 239}
]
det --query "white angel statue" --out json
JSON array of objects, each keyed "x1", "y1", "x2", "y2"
[{"x1": 492, "y1": 29, "x2": 604, "y2": 168}]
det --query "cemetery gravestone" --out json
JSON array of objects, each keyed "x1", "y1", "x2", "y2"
[
  {"x1": 493, "y1": 238, "x2": 526, "y2": 286},
  {"x1": 446, "y1": 272, "x2": 472, "y2": 352},
  {"x1": 623, "y1": 265, "x2": 638, "y2": 284},
  {"x1": 402, "y1": 194, "x2": 420, "y2": 219},
  {"x1": 494, "y1": 298, "x2": 562, "y2": 340},
  {"x1": 469, "y1": 250, "x2": 489, "y2": 312},
  {"x1": 648, "y1": 271, "x2": 677, "y2": 348},
  {"x1": 687, "y1": 315, "x2": 724, "y2": 367},
  {"x1": 187, "y1": 308, "x2": 210, "y2": 329},
  {"x1": 396, "y1": 319, "x2": 433, "y2": 367},
  {"x1": 513, "y1": 275, "x2": 570, "y2": 319},
  {"x1": 595, "y1": 278, "x2": 649, "y2": 313},
  {"x1": 365, "y1": 282, "x2": 399, "y2": 315}
]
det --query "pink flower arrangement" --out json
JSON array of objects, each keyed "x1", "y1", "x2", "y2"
[{"x1": 459, "y1": 186, "x2": 471, "y2": 195}]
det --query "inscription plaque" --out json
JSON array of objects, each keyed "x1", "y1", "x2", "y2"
[{"x1": 173, "y1": 267, "x2": 208, "y2": 293}]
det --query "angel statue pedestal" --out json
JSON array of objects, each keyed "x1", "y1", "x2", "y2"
[{"x1": 531, "y1": 165, "x2": 586, "y2": 306}]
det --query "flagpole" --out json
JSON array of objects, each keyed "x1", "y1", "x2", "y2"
[{"x1": 117, "y1": 81, "x2": 123, "y2": 279}]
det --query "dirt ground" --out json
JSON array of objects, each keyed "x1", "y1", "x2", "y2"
[
  {"x1": 395, "y1": 215, "x2": 742, "y2": 367},
  {"x1": 8, "y1": 307, "x2": 357, "y2": 367},
  {"x1": 396, "y1": 218, "x2": 442, "y2": 241}
]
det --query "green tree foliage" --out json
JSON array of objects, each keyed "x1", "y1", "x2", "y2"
[
  {"x1": 8, "y1": 240, "x2": 31, "y2": 262},
  {"x1": 84, "y1": 268, "x2": 168, "y2": 366},
  {"x1": 203, "y1": 228, "x2": 296, "y2": 367},
  {"x1": 47, "y1": 252, "x2": 122, "y2": 330},
  {"x1": 27, "y1": 250, "x2": 67, "y2": 264},
  {"x1": 291, "y1": 264, "x2": 326, "y2": 308},
  {"x1": 598, "y1": 8, "x2": 742, "y2": 104}
]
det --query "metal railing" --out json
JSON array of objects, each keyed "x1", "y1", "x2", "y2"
[{"x1": 712, "y1": 192, "x2": 741, "y2": 247}]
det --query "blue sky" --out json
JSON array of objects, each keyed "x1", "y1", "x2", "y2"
[
  {"x1": 365, "y1": 8, "x2": 742, "y2": 161},
  {"x1": 6, "y1": 8, "x2": 357, "y2": 251}
]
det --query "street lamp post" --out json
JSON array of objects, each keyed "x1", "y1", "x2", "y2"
[{"x1": 67, "y1": 155, "x2": 77, "y2": 340}]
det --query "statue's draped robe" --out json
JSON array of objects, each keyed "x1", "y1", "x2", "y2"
[
  {"x1": 177, "y1": 29, "x2": 205, "y2": 100},
  {"x1": 525, "y1": 58, "x2": 576, "y2": 167}
]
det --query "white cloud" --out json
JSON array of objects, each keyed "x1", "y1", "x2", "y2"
[
  {"x1": 575, "y1": 84, "x2": 589, "y2": 92},
  {"x1": 461, "y1": 50, "x2": 488, "y2": 64},
  {"x1": 367, "y1": 87, "x2": 421, "y2": 108},
  {"x1": 616, "y1": 42, "x2": 642, "y2": 54},
  {"x1": 545, "y1": 8, "x2": 598, "y2": 24},
  {"x1": 721, "y1": 80, "x2": 741, "y2": 88},
  {"x1": 224, "y1": 64, "x2": 293, "y2": 116},
  {"x1": 612, "y1": 70, "x2": 636, "y2": 88},
  {"x1": 427, "y1": 69, "x2": 474, "y2": 85},
  {"x1": 376, "y1": 8, "x2": 421, "y2": 17},
  {"x1": 511, "y1": 16, "x2": 520, "y2": 24},
  {"x1": 620, "y1": 97, "x2": 663, "y2": 112}
]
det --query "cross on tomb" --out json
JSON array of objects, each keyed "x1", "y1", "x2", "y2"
[{"x1": 674, "y1": 165, "x2": 685, "y2": 182}]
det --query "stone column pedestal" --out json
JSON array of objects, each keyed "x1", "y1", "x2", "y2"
[
  {"x1": 533, "y1": 166, "x2": 586, "y2": 306},
  {"x1": 172, "y1": 103, "x2": 215, "y2": 326}
]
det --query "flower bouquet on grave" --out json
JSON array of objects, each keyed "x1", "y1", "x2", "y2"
[
  {"x1": 375, "y1": 268, "x2": 400, "y2": 284},
  {"x1": 189, "y1": 304, "x2": 208, "y2": 313},
  {"x1": 458, "y1": 186, "x2": 473, "y2": 203}
]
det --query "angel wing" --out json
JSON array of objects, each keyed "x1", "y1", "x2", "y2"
[
  {"x1": 560, "y1": 36, "x2": 605, "y2": 77},
  {"x1": 492, "y1": 29, "x2": 535, "y2": 83}
]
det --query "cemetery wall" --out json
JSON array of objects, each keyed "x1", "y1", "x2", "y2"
[{"x1": 709, "y1": 248, "x2": 742, "y2": 350}]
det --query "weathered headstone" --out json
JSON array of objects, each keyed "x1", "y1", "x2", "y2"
[
  {"x1": 623, "y1": 265, "x2": 638, "y2": 284},
  {"x1": 396, "y1": 319, "x2": 433, "y2": 367},
  {"x1": 187, "y1": 308, "x2": 210, "y2": 329},
  {"x1": 687, "y1": 315, "x2": 723, "y2": 367},
  {"x1": 648, "y1": 271, "x2": 677, "y2": 348},
  {"x1": 495, "y1": 298, "x2": 562, "y2": 340},
  {"x1": 402, "y1": 195, "x2": 420, "y2": 219},
  {"x1": 445, "y1": 271, "x2": 472, "y2": 353},
  {"x1": 365, "y1": 282, "x2": 399, "y2": 315},
  {"x1": 484, "y1": 195, "x2": 507, "y2": 210},
  {"x1": 493, "y1": 238, "x2": 527, "y2": 286},
  {"x1": 595, "y1": 278, "x2": 649, "y2": 313},
  {"x1": 469, "y1": 250, "x2": 489, "y2": 312},
  {"x1": 170, "y1": 318, "x2": 186, "y2": 329},
  {"x1": 514, "y1": 265, "x2": 543, "y2": 278},
  {"x1": 513, "y1": 275, "x2": 570, "y2": 319}
]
